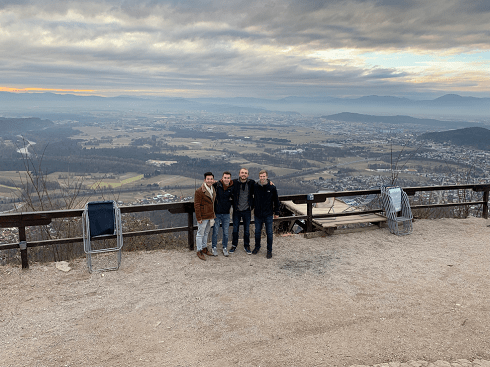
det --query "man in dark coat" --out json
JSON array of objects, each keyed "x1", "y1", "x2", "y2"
[
  {"x1": 211, "y1": 171, "x2": 234, "y2": 256},
  {"x1": 252, "y1": 169, "x2": 279, "y2": 259},
  {"x1": 230, "y1": 168, "x2": 255, "y2": 254}
]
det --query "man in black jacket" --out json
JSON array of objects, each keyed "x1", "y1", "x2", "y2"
[
  {"x1": 211, "y1": 171, "x2": 234, "y2": 256},
  {"x1": 230, "y1": 168, "x2": 255, "y2": 254},
  {"x1": 252, "y1": 169, "x2": 279, "y2": 259}
]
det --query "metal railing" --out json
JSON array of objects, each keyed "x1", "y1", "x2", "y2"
[{"x1": 1, "y1": 184, "x2": 489, "y2": 269}]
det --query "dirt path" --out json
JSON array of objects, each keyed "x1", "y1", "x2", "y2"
[{"x1": 1, "y1": 217, "x2": 490, "y2": 367}]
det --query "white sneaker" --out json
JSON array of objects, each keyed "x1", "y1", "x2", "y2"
[
  {"x1": 222, "y1": 248, "x2": 229, "y2": 257},
  {"x1": 212, "y1": 247, "x2": 218, "y2": 256}
]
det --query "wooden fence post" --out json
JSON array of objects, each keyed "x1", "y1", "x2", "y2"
[
  {"x1": 483, "y1": 189, "x2": 489, "y2": 219},
  {"x1": 187, "y1": 211, "x2": 195, "y2": 251},
  {"x1": 306, "y1": 201, "x2": 313, "y2": 233},
  {"x1": 19, "y1": 226, "x2": 29, "y2": 269}
]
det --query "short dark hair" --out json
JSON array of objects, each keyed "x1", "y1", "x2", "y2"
[
  {"x1": 222, "y1": 171, "x2": 231, "y2": 177},
  {"x1": 204, "y1": 171, "x2": 214, "y2": 179}
]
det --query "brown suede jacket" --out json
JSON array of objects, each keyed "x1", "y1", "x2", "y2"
[{"x1": 194, "y1": 183, "x2": 216, "y2": 222}]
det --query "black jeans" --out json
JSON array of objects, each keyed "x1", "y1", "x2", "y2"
[
  {"x1": 254, "y1": 215, "x2": 274, "y2": 253},
  {"x1": 232, "y1": 209, "x2": 251, "y2": 247}
]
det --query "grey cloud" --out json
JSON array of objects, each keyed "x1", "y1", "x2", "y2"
[
  {"x1": 353, "y1": 0, "x2": 416, "y2": 8},
  {"x1": 273, "y1": 1, "x2": 490, "y2": 49},
  {"x1": 362, "y1": 69, "x2": 408, "y2": 80},
  {"x1": 169, "y1": 28, "x2": 264, "y2": 43},
  {"x1": 0, "y1": 0, "x2": 29, "y2": 8},
  {"x1": 4, "y1": 1, "x2": 490, "y2": 49},
  {"x1": 0, "y1": 0, "x2": 488, "y2": 99},
  {"x1": 2, "y1": 32, "x2": 400, "y2": 88},
  {"x1": 459, "y1": 0, "x2": 490, "y2": 13}
]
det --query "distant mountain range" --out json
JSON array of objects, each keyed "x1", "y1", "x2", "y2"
[
  {"x1": 193, "y1": 94, "x2": 490, "y2": 118},
  {"x1": 1, "y1": 92, "x2": 489, "y2": 120},
  {"x1": 418, "y1": 127, "x2": 490, "y2": 150},
  {"x1": 0, "y1": 92, "x2": 295, "y2": 117}
]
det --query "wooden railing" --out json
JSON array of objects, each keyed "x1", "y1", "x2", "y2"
[{"x1": 1, "y1": 184, "x2": 489, "y2": 269}]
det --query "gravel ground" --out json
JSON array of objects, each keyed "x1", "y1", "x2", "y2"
[{"x1": 1, "y1": 217, "x2": 490, "y2": 367}]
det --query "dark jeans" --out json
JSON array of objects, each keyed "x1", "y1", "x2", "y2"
[
  {"x1": 254, "y1": 215, "x2": 274, "y2": 253},
  {"x1": 232, "y1": 209, "x2": 251, "y2": 248}
]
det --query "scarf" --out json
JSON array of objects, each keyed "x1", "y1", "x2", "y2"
[{"x1": 204, "y1": 183, "x2": 214, "y2": 198}]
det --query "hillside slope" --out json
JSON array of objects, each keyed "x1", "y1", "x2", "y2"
[
  {"x1": 0, "y1": 117, "x2": 54, "y2": 136},
  {"x1": 418, "y1": 126, "x2": 490, "y2": 150}
]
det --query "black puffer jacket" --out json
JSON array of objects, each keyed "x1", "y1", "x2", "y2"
[{"x1": 213, "y1": 180, "x2": 234, "y2": 214}]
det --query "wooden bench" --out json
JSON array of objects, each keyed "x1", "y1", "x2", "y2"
[{"x1": 282, "y1": 198, "x2": 386, "y2": 235}]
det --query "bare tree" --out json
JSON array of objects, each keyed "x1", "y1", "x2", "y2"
[{"x1": 14, "y1": 139, "x2": 91, "y2": 262}]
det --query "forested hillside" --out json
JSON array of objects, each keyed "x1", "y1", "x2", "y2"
[
  {"x1": 0, "y1": 117, "x2": 54, "y2": 135},
  {"x1": 418, "y1": 127, "x2": 490, "y2": 150}
]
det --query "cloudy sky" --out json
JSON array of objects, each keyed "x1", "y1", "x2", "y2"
[{"x1": 1, "y1": 0, "x2": 489, "y2": 99}]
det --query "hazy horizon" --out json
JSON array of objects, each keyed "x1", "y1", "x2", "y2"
[{"x1": 2, "y1": 90, "x2": 490, "y2": 120}]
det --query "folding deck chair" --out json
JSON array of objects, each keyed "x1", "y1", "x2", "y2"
[
  {"x1": 82, "y1": 200, "x2": 123, "y2": 273},
  {"x1": 381, "y1": 186, "x2": 413, "y2": 235},
  {"x1": 314, "y1": 191, "x2": 336, "y2": 220},
  {"x1": 342, "y1": 189, "x2": 378, "y2": 216}
]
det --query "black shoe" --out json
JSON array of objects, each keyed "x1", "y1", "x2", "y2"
[
  {"x1": 252, "y1": 247, "x2": 260, "y2": 255},
  {"x1": 244, "y1": 245, "x2": 252, "y2": 255},
  {"x1": 229, "y1": 246, "x2": 237, "y2": 254},
  {"x1": 266, "y1": 251, "x2": 272, "y2": 259}
]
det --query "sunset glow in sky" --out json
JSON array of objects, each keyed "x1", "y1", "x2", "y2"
[
  {"x1": 1, "y1": 0, "x2": 489, "y2": 99},
  {"x1": 0, "y1": 87, "x2": 95, "y2": 93}
]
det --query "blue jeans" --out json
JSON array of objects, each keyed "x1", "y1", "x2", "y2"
[
  {"x1": 212, "y1": 213, "x2": 230, "y2": 249},
  {"x1": 254, "y1": 215, "x2": 274, "y2": 253},
  {"x1": 232, "y1": 209, "x2": 251, "y2": 248},
  {"x1": 196, "y1": 219, "x2": 212, "y2": 251}
]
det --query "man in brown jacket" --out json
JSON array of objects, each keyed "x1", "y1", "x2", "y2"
[{"x1": 194, "y1": 172, "x2": 216, "y2": 260}]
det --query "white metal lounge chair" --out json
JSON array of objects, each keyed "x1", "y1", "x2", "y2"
[
  {"x1": 314, "y1": 191, "x2": 336, "y2": 220},
  {"x1": 381, "y1": 186, "x2": 413, "y2": 235},
  {"x1": 342, "y1": 190, "x2": 378, "y2": 216},
  {"x1": 82, "y1": 200, "x2": 123, "y2": 273}
]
